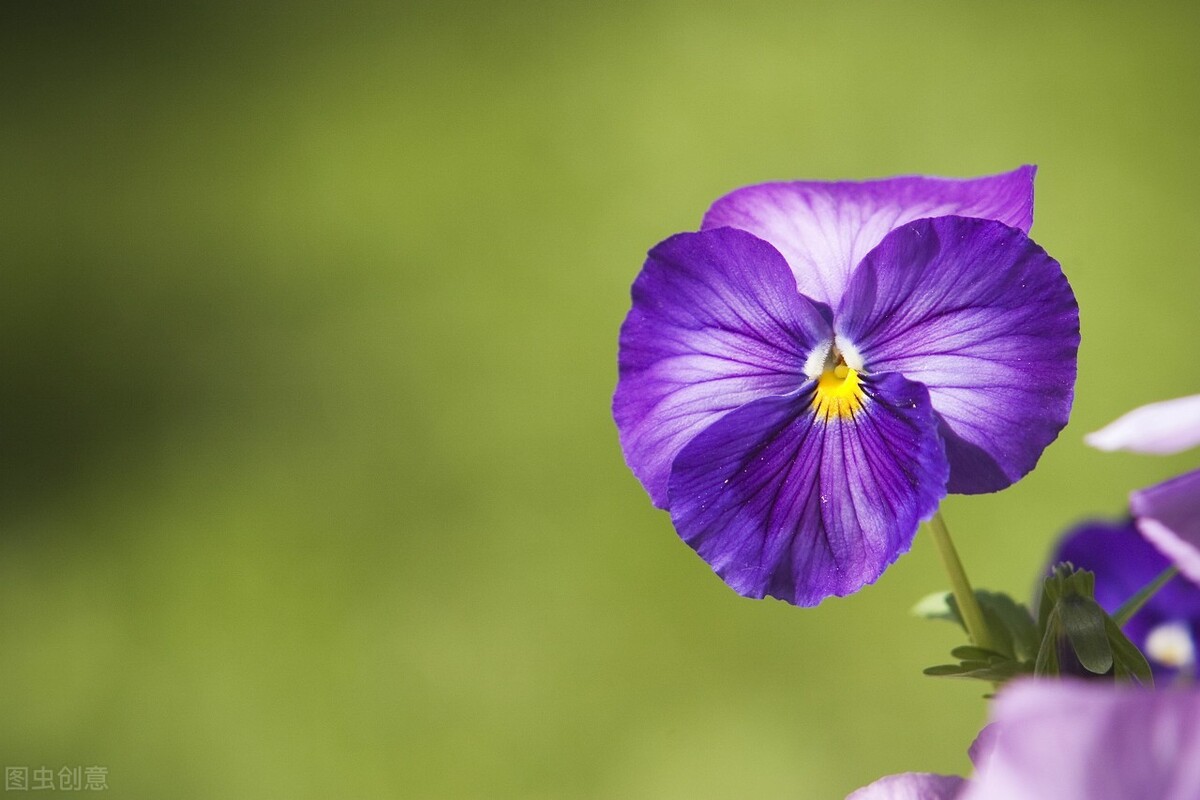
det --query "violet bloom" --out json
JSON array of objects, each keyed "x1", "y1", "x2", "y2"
[
  {"x1": 1086, "y1": 395, "x2": 1200, "y2": 585},
  {"x1": 1050, "y1": 519, "x2": 1200, "y2": 678},
  {"x1": 961, "y1": 680, "x2": 1200, "y2": 800},
  {"x1": 614, "y1": 167, "x2": 1079, "y2": 605},
  {"x1": 850, "y1": 680, "x2": 1200, "y2": 800}
]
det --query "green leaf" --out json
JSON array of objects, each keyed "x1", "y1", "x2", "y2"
[
  {"x1": 1104, "y1": 615, "x2": 1154, "y2": 687},
  {"x1": 916, "y1": 589, "x2": 1038, "y2": 664},
  {"x1": 949, "y1": 645, "x2": 1006, "y2": 663},
  {"x1": 923, "y1": 664, "x2": 971, "y2": 677},
  {"x1": 923, "y1": 659, "x2": 1024, "y2": 682},
  {"x1": 1038, "y1": 563, "x2": 1074, "y2": 631},
  {"x1": 1058, "y1": 595, "x2": 1114, "y2": 675},
  {"x1": 918, "y1": 588, "x2": 1041, "y2": 688},
  {"x1": 957, "y1": 594, "x2": 1014, "y2": 658},
  {"x1": 1033, "y1": 563, "x2": 1158, "y2": 686},
  {"x1": 1113, "y1": 566, "x2": 1179, "y2": 626},
  {"x1": 976, "y1": 591, "x2": 1039, "y2": 662},
  {"x1": 1034, "y1": 606, "x2": 1061, "y2": 677}
]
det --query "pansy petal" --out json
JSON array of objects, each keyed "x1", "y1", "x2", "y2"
[
  {"x1": 666, "y1": 372, "x2": 948, "y2": 606},
  {"x1": 701, "y1": 166, "x2": 1035, "y2": 307},
  {"x1": 1085, "y1": 394, "x2": 1200, "y2": 454},
  {"x1": 1132, "y1": 468, "x2": 1200, "y2": 586},
  {"x1": 962, "y1": 680, "x2": 1200, "y2": 800},
  {"x1": 847, "y1": 773, "x2": 966, "y2": 800},
  {"x1": 837, "y1": 216, "x2": 1078, "y2": 494},
  {"x1": 614, "y1": 227, "x2": 831, "y2": 508}
]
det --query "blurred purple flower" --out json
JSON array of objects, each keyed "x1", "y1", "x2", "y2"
[
  {"x1": 1085, "y1": 394, "x2": 1200, "y2": 455},
  {"x1": 1086, "y1": 396, "x2": 1200, "y2": 586},
  {"x1": 962, "y1": 680, "x2": 1200, "y2": 800},
  {"x1": 849, "y1": 680, "x2": 1200, "y2": 799},
  {"x1": 1132, "y1": 469, "x2": 1200, "y2": 586},
  {"x1": 614, "y1": 167, "x2": 1080, "y2": 605},
  {"x1": 846, "y1": 772, "x2": 965, "y2": 800},
  {"x1": 1049, "y1": 519, "x2": 1200, "y2": 679}
]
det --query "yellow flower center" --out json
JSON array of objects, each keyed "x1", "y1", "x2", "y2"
[{"x1": 813, "y1": 362, "x2": 865, "y2": 420}]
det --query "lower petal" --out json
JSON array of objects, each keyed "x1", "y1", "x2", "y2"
[
  {"x1": 1132, "y1": 468, "x2": 1200, "y2": 586},
  {"x1": 666, "y1": 372, "x2": 949, "y2": 606}
]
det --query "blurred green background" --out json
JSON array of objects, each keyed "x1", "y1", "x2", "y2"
[{"x1": 2, "y1": 2, "x2": 1199, "y2": 797}]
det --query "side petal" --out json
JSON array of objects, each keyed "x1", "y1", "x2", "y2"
[
  {"x1": 847, "y1": 773, "x2": 967, "y2": 800},
  {"x1": 1132, "y1": 468, "x2": 1200, "y2": 586},
  {"x1": 961, "y1": 680, "x2": 1200, "y2": 800},
  {"x1": 1085, "y1": 394, "x2": 1200, "y2": 455},
  {"x1": 837, "y1": 216, "x2": 1079, "y2": 494},
  {"x1": 614, "y1": 227, "x2": 831, "y2": 508},
  {"x1": 701, "y1": 166, "x2": 1035, "y2": 307},
  {"x1": 666, "y1": 373, "x2": 949, "y2": 606}
]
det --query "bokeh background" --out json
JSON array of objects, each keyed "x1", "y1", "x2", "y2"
[{"x1": 3, "y1": 2, "x2": 1199, "y2": 797}]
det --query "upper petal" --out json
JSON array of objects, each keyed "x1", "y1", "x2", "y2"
[
  {"x1": 846, "y1": 773, "x2": 967, "y2": 800},
  {"x1": 1085, "y1": 394, "x2": 1200, "y2": 455},
  {"x1": 962, "y1": 679, "x2": 1200, "y2": 800},
  {"x1": 614, "y1": 227, "x2": 831, "y2": 508},
  {"x1": 837, "y1": 216, "x2": 1079, "y2": 494},
  {"x1": 666, "y1": 372, "x2": 949, "y2": 606},
  {"x1": 701, "y1": 166, "x2": 1036, "y2": 307},
  {"x1": 1132, "y1": 468, "x2": 1200, "y2": 586}
]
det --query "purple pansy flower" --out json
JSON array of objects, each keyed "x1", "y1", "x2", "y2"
[
  {"x1": 614, "y1": 167, "x2": 1080, "y2": 605},
  {"x1": 1086, "y1": 395, "x2": 1200, "y2": 585},
  {"x1": 849, "y1": 680, "x2": 1200, "y2": 799},
  {"x1": 1049, "y1": 519, "x2": 1200, "y2": 679},
  {"x1": 962, "y1": 680, "x2": 1200, "y2": 800}
]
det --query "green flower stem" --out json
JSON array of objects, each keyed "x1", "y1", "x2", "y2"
[
  {"x1": 928, "y1": 509, "x2": 998, "y2": 653},
  {"x1": 1113, "y1": 565, "x2": 1178, "y2": 626}
]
